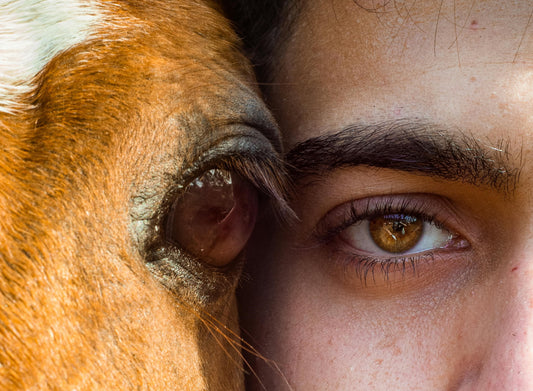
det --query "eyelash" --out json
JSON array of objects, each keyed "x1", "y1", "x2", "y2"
[
  {"x1": 317, "y1": 197, "x2": 447, "y2": 239},
  {"x1": 313, "y1": 195, "x2": 466, "y2": 284},
  {"x1": 342, "y1": 253, "x2": 434, "y2": 286}
]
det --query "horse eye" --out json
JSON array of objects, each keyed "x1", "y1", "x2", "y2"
[{"x1": 165, "y1": 168, "x2": 258, "y2": 267}]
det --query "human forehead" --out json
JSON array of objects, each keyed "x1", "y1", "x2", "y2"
[
  {"x1": 292, "y1": 0, "x2": 532, "y2": 60},
  {"x1": 272, "y1": 0, "x2": 533, "y2": 145}
]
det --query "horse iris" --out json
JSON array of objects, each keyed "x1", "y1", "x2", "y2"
[{"x1": 166, "y1": 168, "x2": 258, "y2": 266}]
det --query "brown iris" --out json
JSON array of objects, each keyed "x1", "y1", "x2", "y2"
[
  {"x1": 369, "y1": 214, "x2": 423, "y2": 253},
  {"x1": 165, "y1": 168, "x2": 258, "y2": 267}
]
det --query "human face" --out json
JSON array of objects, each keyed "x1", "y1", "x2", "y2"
[{"x1": 240, "y1": 0, "x2": 533, "y2": 389}]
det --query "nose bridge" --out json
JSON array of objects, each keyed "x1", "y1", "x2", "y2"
[{"x1": 476, "y1": 245, "x2": 533, "y2": 389}]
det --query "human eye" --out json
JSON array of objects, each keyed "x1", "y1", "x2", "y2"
[{"x1": 314, "y1": 194, "x2": 471, "y2": 286}]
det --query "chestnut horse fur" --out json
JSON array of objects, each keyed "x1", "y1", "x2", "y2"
[{"x1": 0, "y1": 0, "x2": 289, "y2": 389}]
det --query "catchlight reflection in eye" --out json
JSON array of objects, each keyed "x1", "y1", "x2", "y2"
[{"x1": 165, "y1": 168, "x2": 258, "y2": 266}]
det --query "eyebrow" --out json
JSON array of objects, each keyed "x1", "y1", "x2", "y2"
[{"x1": 285, "y1": 119, "x2": 521, "y2": 194}]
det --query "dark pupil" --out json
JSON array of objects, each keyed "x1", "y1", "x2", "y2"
[
  {"x1": 391, "y1": 221, "x2": 407, "y2": 235},
  {"x1": 390, "y1": 215, "x2": 417, "y2": 236},
  {"x1": 164, "y1": 168, "x2": 258, "y2": 266}
]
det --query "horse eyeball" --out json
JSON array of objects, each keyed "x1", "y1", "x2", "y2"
[{"x1": 165, "y1": 168, "x2": 258, "y2": 267}]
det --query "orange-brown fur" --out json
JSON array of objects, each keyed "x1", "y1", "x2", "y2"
[{"x1": 0, "y1": 1, "x2": 287, "y2": 389}]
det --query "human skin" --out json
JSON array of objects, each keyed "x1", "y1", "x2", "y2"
[{"x1": 240, "y1": 0, "x2": 533, "y2": 389}]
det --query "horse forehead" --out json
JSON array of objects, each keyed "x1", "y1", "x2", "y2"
[
  {"x1": 1, "y1": 0, "x2": 243, "y2": 114},
  {"x1": 0, "y1": 0, "x2": 102, "y2": 113}
]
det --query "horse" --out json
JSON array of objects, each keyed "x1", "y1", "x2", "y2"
[{"x1": 0, "y1": 0, "x2": 289, "y2": 389}]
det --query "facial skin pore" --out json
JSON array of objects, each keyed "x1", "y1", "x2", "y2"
[{"x1": 240, "y1": 0, "x2": 533, "y2": 389}]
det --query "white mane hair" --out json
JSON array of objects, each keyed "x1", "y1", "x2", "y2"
[{"x1": 0, "y1": 0, "x2": 102, "y2": 114}]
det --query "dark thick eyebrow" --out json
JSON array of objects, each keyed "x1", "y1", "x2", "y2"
[{"x1": 285, "y1": 119, "x2": 521, "y2": 194}]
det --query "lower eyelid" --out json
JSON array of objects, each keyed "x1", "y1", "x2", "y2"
[{"x1": 327, "y1": 244, "x2": 476, "y2": 298}]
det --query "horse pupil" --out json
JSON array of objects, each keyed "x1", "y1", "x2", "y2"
[{"x1": 165, "y1": 168, "x2": 258, "y2": 266}]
